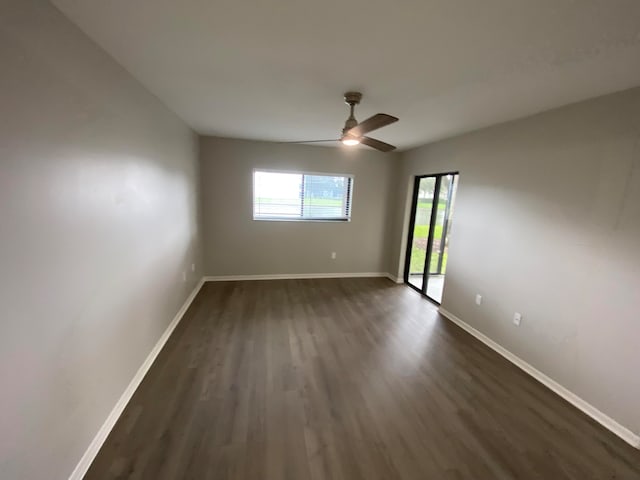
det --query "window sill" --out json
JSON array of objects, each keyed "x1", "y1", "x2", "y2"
[{"x1": 253, "y1": 217, "x2": 351, "y2": 223}]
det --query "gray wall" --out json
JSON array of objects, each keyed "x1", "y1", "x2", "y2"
[
  {"x1": 200, "y1": 137, "x2": 398, "y2": 276},
  {"x1": 390, "y1": 87, "x2": 640, "y2": 435},
  {"x1": 0, "y1": 1, "x2": 202, "y2": 478}
]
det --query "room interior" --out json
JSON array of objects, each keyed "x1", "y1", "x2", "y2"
[{"x1": 2, "y1": 1, "x2": 640, "y2": 478}]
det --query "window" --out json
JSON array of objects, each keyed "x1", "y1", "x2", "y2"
[{"x1": 253, "y1": 170, "x2": 353, "y2": 221}]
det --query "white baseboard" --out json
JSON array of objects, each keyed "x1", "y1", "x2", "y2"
[
  {"x1": 203, "y1": 272, "x2": 392, "y2": 282},
  {"x1": 385, "y1": 273, "x2": 403, "y2": 284},
  {"x1": 438, "y1": 307, "x2": 640, "y2": 449},
  {"x1": 68, "y1": 278, "x2": 206, "y2": 480}
]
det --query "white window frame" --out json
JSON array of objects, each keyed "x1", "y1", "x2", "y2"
[{"x1": 252, "y1": 168, "x2": 354, "y2": 222}]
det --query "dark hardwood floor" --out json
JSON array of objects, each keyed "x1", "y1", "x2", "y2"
[{"x1": 85, "y1": 278, "x2": 640, "y2": 479}]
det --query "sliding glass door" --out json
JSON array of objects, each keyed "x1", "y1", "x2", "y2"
[
  {"x1": 406, "y1": 176, "x2": 436, "y2": 290},
  {"x1": 404, "y1": 172, "x2": 459, "y2": 304}
]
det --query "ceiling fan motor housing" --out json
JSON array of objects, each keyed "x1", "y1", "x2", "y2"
[{"x1": 344, "y1": 91, "x2": 362, "y2": 106}]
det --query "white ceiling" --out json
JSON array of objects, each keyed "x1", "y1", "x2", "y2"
[{"x1": 52, "y1": 0, "x2": 640, "y2": 150}]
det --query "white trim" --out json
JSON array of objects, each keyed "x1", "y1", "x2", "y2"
[
  {"x1": 438, "y1": 307, "x2": 640, "y2": 449},
  {"x1": 68, "y1": 278, "x2": 206, "y2": 480},
  {"x1": 385, "y1": 273, "x2": 403, "y2": 283},
  {"x1": 253, "y1": 217, "x2": 351, "y2": 223},
  {"x1": 203, "y1": 272, "x2": 391, "y2": 282}
]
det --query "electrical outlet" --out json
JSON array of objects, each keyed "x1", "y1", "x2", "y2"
[
  {"x1": 513, "y1": 312, "x2": 522, "y2": 326},
  {"x1": 475, "y1": 294, "x2": 482, "y2": 306},
  {"x1": 331, "y1": 252, "x2": 337, "y2": 259},
  {"x1": 191, "y1": 263, "x2": 195, "y2": 272}
]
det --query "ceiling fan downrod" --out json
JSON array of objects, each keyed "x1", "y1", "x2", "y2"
[{"x1": 342, "y1": 91, "x2": 362, "y2": 138}]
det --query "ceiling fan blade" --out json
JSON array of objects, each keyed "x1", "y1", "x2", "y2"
[
  {"x1": 360, "y1": 136, "x2": 396, "y2": 152},
  {"x1": 347, "y1": 113, "x2": 398, "y2": 137}
]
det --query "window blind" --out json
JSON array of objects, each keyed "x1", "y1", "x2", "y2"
[{"x1": 253, "y1": 170, "x2": 353, "y2": 221}]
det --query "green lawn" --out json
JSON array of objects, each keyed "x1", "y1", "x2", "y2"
[
  {"x1": 416, "y1": 200, "x2": 447, "y2": 210},
  {"x1": 305, "y1": 198, "x2": 342, "y2": 206},
  {"x1": 409, "y1": 200, "x2": 450, "y2": 275},
  {"x1": 409, "y1": 222, "x2": 448, "y2": 275}
]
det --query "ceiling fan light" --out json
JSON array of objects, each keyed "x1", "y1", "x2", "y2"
[{"x1": 342, "y1": 137, "x2": 360, "y2": 146}]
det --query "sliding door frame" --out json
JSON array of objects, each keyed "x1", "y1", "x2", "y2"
[{"x1": 403, "y1": 171, "x2": 459, "y2": 304}]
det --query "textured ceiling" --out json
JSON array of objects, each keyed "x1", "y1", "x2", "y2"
[{"x1": 52, "y1": 0, "x2": 640, "y2": 150}]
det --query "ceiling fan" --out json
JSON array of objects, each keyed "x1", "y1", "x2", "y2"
[{"x1": 289, "y1": 92, "x2": 398, "y2": 152}]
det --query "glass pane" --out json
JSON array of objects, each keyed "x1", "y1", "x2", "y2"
[
  {"x1": 254, "y1": 171, "x2": 302, "y2": 218},
  {"x1": 426, "y1": 174, "x2": 458, "y2": 302},
  {"x1": 302, "y1": 175, "x2": 350, "y2": 219},
  {"x1": 408, "y1": 177, "x2": 436, "y2": 290}
]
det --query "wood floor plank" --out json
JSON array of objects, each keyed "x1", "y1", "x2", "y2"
[{"x1": 84, "y1": 278, "x2": 640, "y2": 479}]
